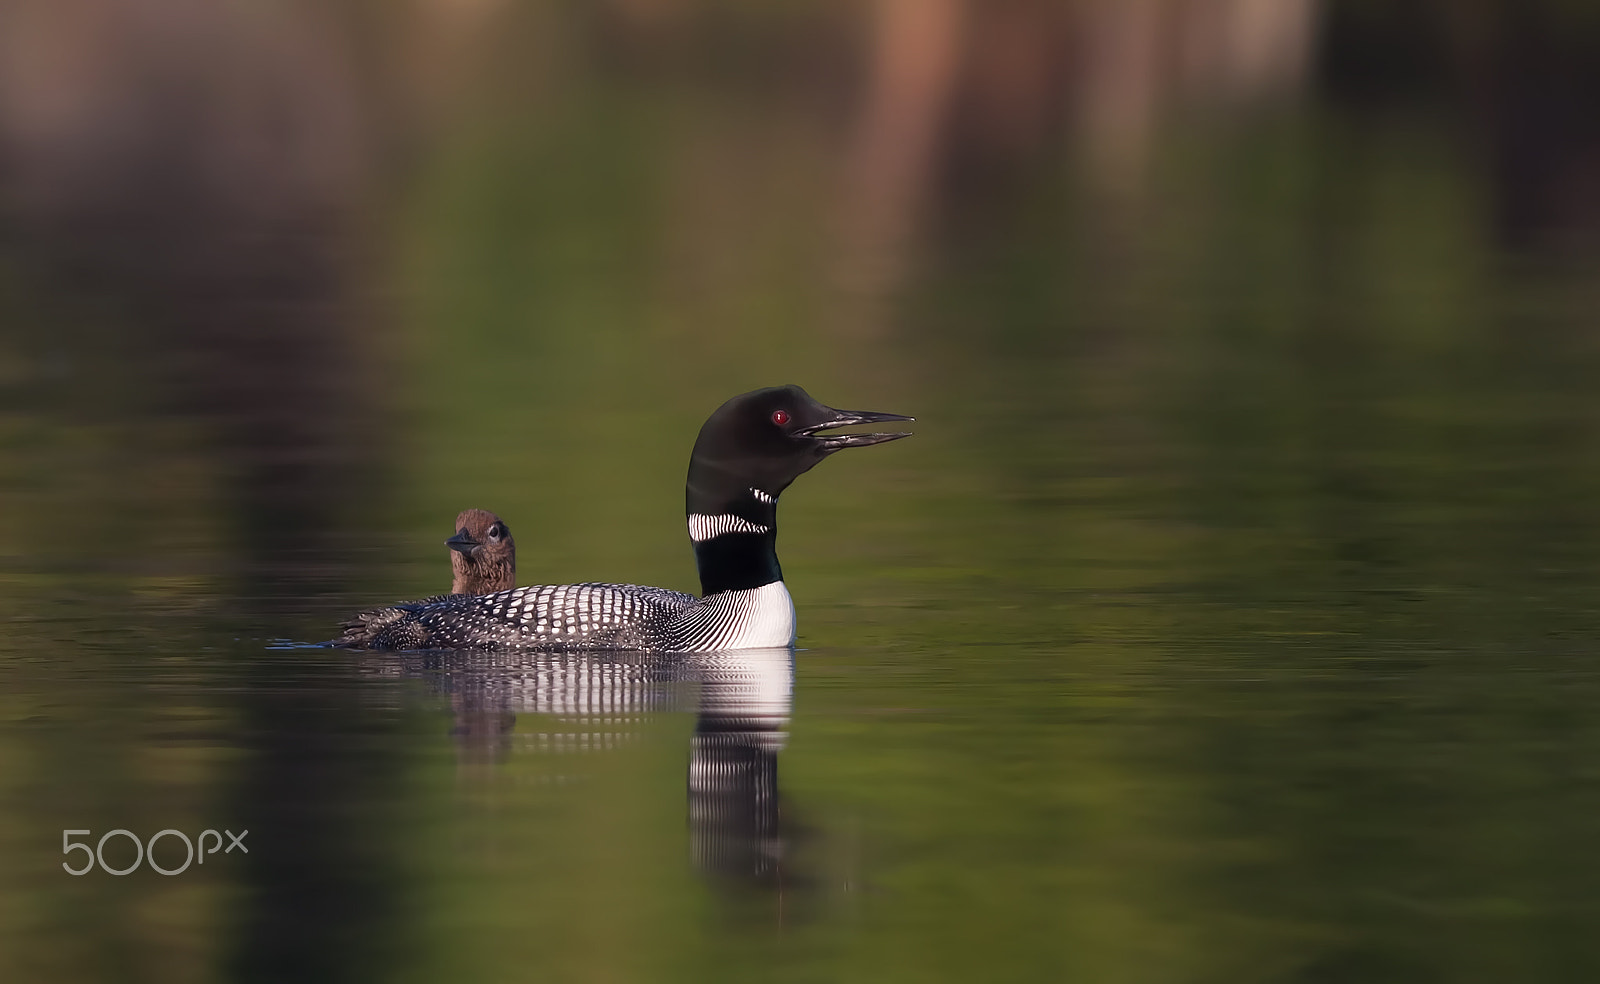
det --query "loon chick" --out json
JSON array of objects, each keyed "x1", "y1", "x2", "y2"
[
  {"x1": 447, "y1": 509, "x2": 516, "y2": 595},
  {"x1": 335, "y1": 385, "x2": 912, "y2": 652}
]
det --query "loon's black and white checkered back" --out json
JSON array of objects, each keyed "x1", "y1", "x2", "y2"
[
  {"x1": 339, "y1": 579, "x2": 796, "y2": 652},
  {"x1": 341, "y1": 582, "x2": 697, "y2": 651}
]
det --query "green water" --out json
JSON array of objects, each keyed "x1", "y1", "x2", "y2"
[
  {"x1": 6, "y1": 254, "x2": 1600, "y2": 982},
  {"x1": 4, "y1": 6, "x2": 1600, "y2": 981}
]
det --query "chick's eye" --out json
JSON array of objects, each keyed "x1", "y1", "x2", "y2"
[
  {"x1": 771, "y1": 409, "x2": 790, "y2": 426},
  {"x1": 488, "y1": 526, "x2": 502, "y2": 540}
]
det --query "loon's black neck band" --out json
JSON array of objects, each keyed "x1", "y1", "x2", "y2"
[{"x1": 694, "y1": 531, "x2": 782, "y2": 595}]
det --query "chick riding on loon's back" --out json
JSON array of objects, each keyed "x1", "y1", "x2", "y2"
[
  {"x1": 447, "y1": 508, "x2": 516, "y2": 595},
  {"x1": 335, "y1": 385, "x2": 912, "y2": 652},
  {"x1": 335, "y1": 509, "x2": 514, "y2": 641}
]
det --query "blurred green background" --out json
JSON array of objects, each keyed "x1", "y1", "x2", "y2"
[{"x1": 3, "y1": 1, "x2": 1600, "y2": 982}]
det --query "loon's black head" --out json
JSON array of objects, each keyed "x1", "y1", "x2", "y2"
[
  {"x1": 446, "y1": 508, "x2": 516, "y2": 595},
  {"x1": 686, "y1": 385, "x2": 913, "y2": 514}
]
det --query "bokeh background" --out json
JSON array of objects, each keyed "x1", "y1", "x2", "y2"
[{"x1": 4, "y1": 2, "x2": 1600, "y2": 982}]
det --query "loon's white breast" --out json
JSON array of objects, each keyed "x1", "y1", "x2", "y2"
[
  {"x1": 671, "y1": 581, "x2": 796, "y2": 651},
  {"x1": 720, "y1": 581, "x2": 796, "y2": 649}
]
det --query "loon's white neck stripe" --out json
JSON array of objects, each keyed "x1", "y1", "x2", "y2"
[
  {"x1": 688, "y1": 512, "x2": 770, "y2": 543},
  {"x1": 750, "y1": 487, "x2": 775, "y2": 504}
]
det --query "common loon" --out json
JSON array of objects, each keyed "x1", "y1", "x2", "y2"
[
  {"x1": 447, "y1": 508, "x2": 516, "y2": 595},
  {"x1": 335, "y1": 385, "x2": 911, "y2": 651}
]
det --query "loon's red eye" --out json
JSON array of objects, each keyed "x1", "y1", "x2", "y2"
[{"x1": 771, "y1": 409, "x2": 790, "y2": 426}]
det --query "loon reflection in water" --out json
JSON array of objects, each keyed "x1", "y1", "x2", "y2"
[{"x1": 362, "y1": 647, "x2": 794, "y2": 882}]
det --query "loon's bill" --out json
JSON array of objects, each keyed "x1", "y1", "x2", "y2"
[
  {"x1": 334, "y1": 385, "x2": 913, "y2": 652},
  {"x1": 797, "y1": 409, "x2": 914, "y2": 449}
]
